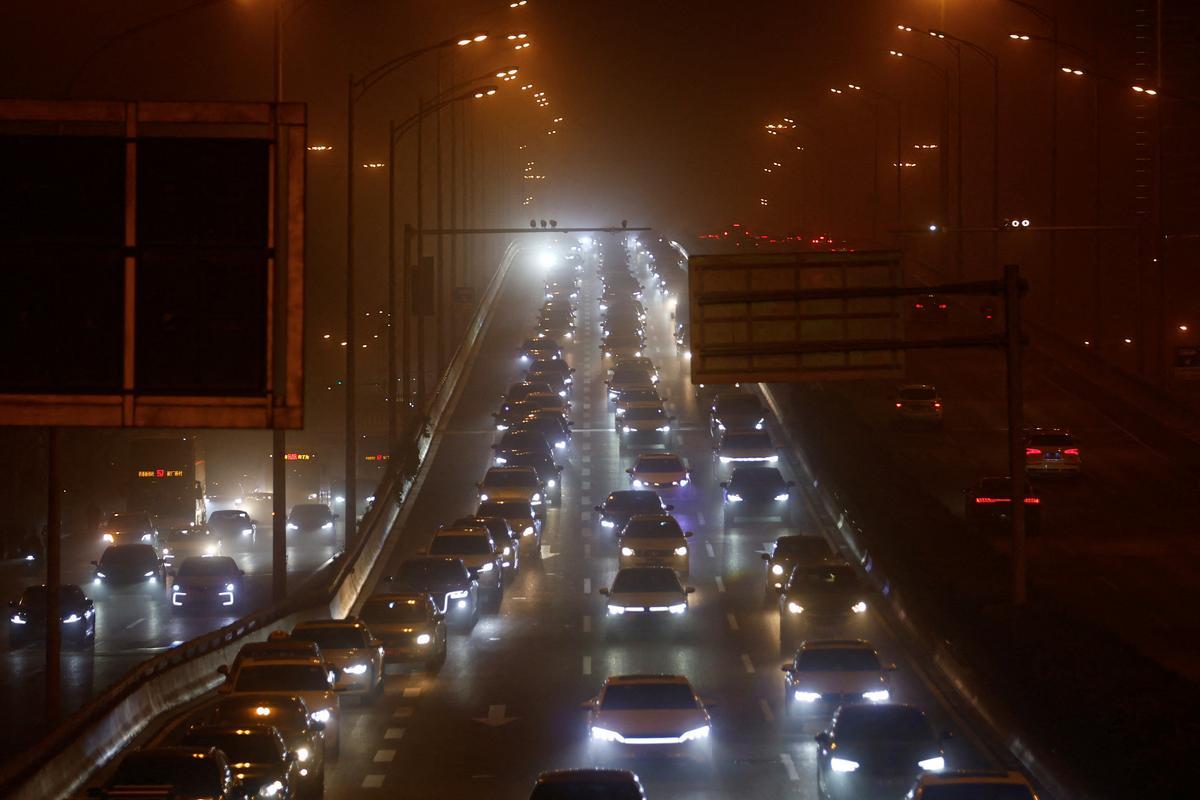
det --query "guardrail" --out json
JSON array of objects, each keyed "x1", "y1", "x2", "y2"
[
  {"x1": 758, "y1": 382, "x2": 1086, "y2": 800},
  {"x1": 1, "y1": 242, "x2": 522, "y2": 800}
]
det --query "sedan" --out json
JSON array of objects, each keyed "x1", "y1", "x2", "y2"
[
  {"x1": 908, "y1": 770, "x2": 1038, "y2": 799},
  {"x1": 762, "y1": 535, "x2": 835, "y2": 593},
  {"x1": 426, "y1": 526, "x2": 504, "y2": 607},
  {"x1": 386, "y1": 558, "x2": 479, "y2": 629},
  {"x1": 779, "y1": 562, "x2": 871, "y2": 652},
  {"x1": 286, "y1": 503, "x2": 335, "y2": 533},
  {"x1": 206, "y1": 509, "x2": 256, "y2": 541},
  {"x1": 8, "y1": 584, "x2": 95, "y2": 649},
  {"x1": 503, "y1": 381, "x2": 554, "y2": 404},
  {"x1": 600, "y1": 566, "x2": 694, "y2": 625},
  {"x1": 618, "y1": 406, "x2": 675, "y2": 449},
  {"x1": 782, "y1": 639, "x2": 895, "y2": 716},
  {"x1": 205, "y1": 695, "x2": 326, "y2": 790},
  {"x1": 478, "y1": 466, "x2": 545, "y2": 508},
  {"x1": 617, "y1": 514, "x2": 694, "y2": 576},
  {"x1": 95, "y1": 747, "x2": 239, "y2": 800},
  {"x1": 529, "y1": 769, "x2": 646, "y2": 800},
  {"x1": 815, "y1": 703, "x2": 948, "y2": 800},
  {"x1": 714, "y1": 429, "x2": 779, "y2": 467},
  {"x1": 964, "y1": 478, "x2": 1041, "y2": 533},
  {"x1": 614, "y1": 386, "x2": 663, "y2": 418},
  {"x1": 722, "y1": 466, "x2": 795, "y2": 525},
  {"x1": 595, "y1": 490, "x2": 673, "y2": 532},
  {"x1": 710, "y1": 391, "x2": 767, "y2": 438},
  {"x1": 453, "y1": 515, "x2": 521, "y2": 573},
  {"x1": 170, "y1": 555, "x2": 245, "y2": 612},
  {"x1": 585, "y1": 675, "x2": 713, "y2": 765},
  {"x1": 360, "y1": 592, "x2": 448, "y2": 670},
  {"x1": 1024, "y1": 428, "x2": 1081, "y2": 477},
  {"x1": 179, "y1": 725, "x2": 298, "y2": 800},
  {"x1": 510, "y1": 414, "x2": 571, "y2": 452},
  {"x1": 493, "y1": 430, "x2": 553, "y2": 466},
  {"x1": 161, "y1": 527, "x2": 221, "y2": 568},
  {"x1": 601, "y1": 333, "x2": 644, "y2": 361},
  {"x1": 502, "y1": 450, "x2": 562, "y2": 505},
  {"x1": 893, "y1": 384, "x2": 943, "y2": 428},
  {"x1": 607, "y1": 365, "x2": 655, "y2": 401},
  {"x1": 477, "y1": 499, "x2": 541, "y2": 548},
  {"x1": 627, "y1": 453, "x2": 690, "y2": 490},
  {"x1": 291, "y1": 619, "x2": 385, "y2": 702}
]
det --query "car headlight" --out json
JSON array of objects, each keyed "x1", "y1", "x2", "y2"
[
  {"x1": 479, "y1": 562, "x2": 494, "y2": 572},
  {"x1": 258, "y1": 779, "x2": 285, "y2": 798},
  {"x1": 591, "y1": 726, "x2": 622, "y2": 742},
  {"x1": 10, "y1": 614, "x2": 25, "y2": 624},
  {"x1": 787, "y1": 602, "x2": 804, "y2": 615},
  {"x1": 632, "y1": 479, "x2": 643, "y2": 488},
  {"x1": 310, "y1": 709, "x2": 331, "y2": 724},
  {"x1": 143, "y1": 570, "x2": 156, "y2": 577},
  {"x1": 343, "y1": 663, "x2": 368, "y2": 675},
  {"x1": 502, "y1": 546, "x2": 512, "y2": 556},
  {"x1": 494, "y1": 457, "x2": 507, "y2": 465},
  {"x1": 767, "y1": 455, "x2": 779, "y2": 463},
  {"x1": 680, "y1": 724, "x2": 710, "y2": 742},
  {"x1": 623, "y1": 426, "x2": 633, "y2": 433},
  {"x1": 719, "y1": 456, "x2": 732, "y2": 464},
  {"x1": 496, "y1": 423, "x2": 509, "y2": 431},
  {"x1": 918, "y1": 756, "x2": 945, "y2": 772},
  {"x1": 771, "y1": 564, "x2": 784, "y2": 575},
  {"x1": 286, "y1": 523, "x2": 298, "y2": 531},
  {"x1": 221, "y1": 583, "x2": 234, "y2": 592},
  {"x1": 851, "y1": 601, "x2": 868, "y2": 614},
  {"x1": 775, "y1": 493, "x2": 790, "y2": 501},
  {"x1": 416, "y1": 633, "x2": 432, "y2": 645},
  {"x1": 522, "y1": 526, "x2": 534, "y2": 537},
  {"x1": 862, "y1": 689, "x2": 890, "y2": 702},
  {"x1": 657, "y1": 425, "x2": 671, "y2": 432},
  {"x1": 673, "y1": 546, "x2": 688, "y2": 556},
  {"x1": 162, "y1": 547, "x2": 170, "y2": 555},
  {"x1": 600, "y1": 520, "x2": 615, "y2": 528},
  {"x1": 727, "y1": 493, "x2": 742, "y2": 502},
  {"x1": 716, "y1": 421, "x2": 726, "y2": 431},
  {"x1": 295, "y1": 746, "x2": 310, "y2": 762},
  {"x1": 447, "y1": 589, "x2": 469, "y2": 599},
  {"x1": 95, "y1": 571, "x2": 106, "y2": 579},
  {"x1": 102, "y1": 533, "x2": 114, "y2": 543},
  {"x1": 173, "y1": 584, "x2": 181, "y2": 591},
  {"x1": 531, "y1": 493, "x2": 542, "y2": 503},
  {"x1": 479, "y1": 493, "x2": 489, "y2": 501},
  {"x1": 620, "y1": 546, "x2": 635, "y2": 557},
  {"x1": 668, "y1": 603, "x2": 686, "y2": 614},
  {"x1": 241, "y1": 528, "x2": 253, "y2": 535},
  {"x1": 794, "y1": 691, "x2": 821, "y2": 703},
  {"x1": 755, "y1": 419, "x2": 765, "y2": 430},
  {"x1": 607, "y1": 605, "x2": 626, "y2": 615},
  {"x1": 559, "y1": 390, "x2": 567, "y2": 397},
  {"x1": 830, "y1": 757, "x2": 860, "y2": 773},
  {"x1": 322, "y1": 521, "x2": 334, "y2": 530},
  {"x1": 555, "y1": 441, "x2": 566, "y2": 449}
]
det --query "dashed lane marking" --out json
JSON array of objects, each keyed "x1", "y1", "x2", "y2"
[
  {"x1": 362, "y1": 775, "x2": 385, "y2": 789},
  {"x1": 403, "y1": 687, "x2": 421, "y2": 698},
  {"x1": 705, "y1": 542, "x2": 715, "y2": 558},
  {"x1": 392, "y1": 707, "x2": 413, "y2": 719},
  {"x1": 583, "y1": 578, "x2": 592, "y2": 594},
  {"x1": 584, "y1": 543, "x2": 591, "y2": 558},
  {"x1": 715, "y1": 576, "x2": 726, "y2": 593},
  {"x1": 583, "y1": 655, "x2": 592, "y2": 675},
  {"x1": 384, "y1": 728, "x2": 405, "y2": 740},
  {"x1": 780, "y1": 753, "x2": 799, "y2": 781},
  {"x1": 759, "y1": 699, "x2": 775, "y2": 723},
  {"x1": 124, "y1": 617, "x2": 146, "y2": 630},
  {"x1": 726, "y1": 613, "x2": 739, "y2": 631},
  {"x1": 583, "y1": 615, "x2": 592, "y2": 633},
  {"x1": 374, "y1": 749, "x2": 395, "y2": 762},
  {"x1": 741, "y1": 653, "x2": 756, "y2": 674}
]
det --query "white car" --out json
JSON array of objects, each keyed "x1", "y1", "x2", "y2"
[
  {"x1": 218, "y1": 656, "x2": 343, "y2": 756},
  {"x1": 626, "y1": 453, "x2": 690, "y2": 489},
  {"x1": 618, "y1": 406, "x2": 675, "y2": 449},
  {"x1": 585, "y1": 674, "x2": 713, "y2": 764},
  {"x1": 617, "y1": 514, "x2": 693, "y2": 576},
  {"x1": 714, "y1": 430, "x2": 779, "y2": 466},
  {"x1": 781, "y1": 639, "x2": 895, "y2": 716},
  {"x1": 600, "y1": 566, "x2": 694, "y2": 620},
  {"x1": 477, "y1": 466, "x2": 545, "y2": 507},
  {"x1": 1024, "y1": 428, "x2": 1081, "y2": 477}
]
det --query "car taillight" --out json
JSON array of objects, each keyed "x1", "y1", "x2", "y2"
[
  {"x1": 1025, "y1": 447, "x2": 1042, "y2": 456},
  {"x1": 937, "y1": 303, "x2": 948, "y2": 310},
  {"x1": 1063, "y1": 448, "x2": 1079, "y2": 456},
  {"x1": 895, "y1": 402, "x2": 903, "y2": 408},
  {"x1": 1024, "y1": 497, "x2": 1040, "y2": 504},
  {"x1": 974, "y1": 497, "x2": 1004, "y2": 504},
  {"x1": 914, "y1": 303, "x2": 925, "y2": 310},
  {"x1": 933, "y1": 402, "x2": 942, "y2": 409}
]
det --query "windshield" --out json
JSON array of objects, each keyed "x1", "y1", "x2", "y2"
[
  {"x1": 504, "y1": 453, "x2": 552, "y2": 473},
  {"x1": 291, "y1": 626, "x2": 370, "y2": 649},
  {"x1": 611, "y1": 366, "x2": 651, "y2": 382},
  {"x1": 362, "y1": 597, "x2": 430, "y2": 624},
  {"x1": 177, "y1": 557, "x2": 238, "y2": 578},
  {"x1": 621, "y1": 517, "x2": 683, "y2": 538},
  {"x1": 600, "y1": 683, "x2": 697, "y2": 710},
  {"x1": 920, "y1": 787, "x2": 1035, "y2": 800},
  {"x1": 624, "y1": 407, "x2": 666, "y2": 421},
  {"x1": 899, "y1": 386, "x2": 938, "y2": 400},
  {"x1": 789, "y1": 565, "x2": 861, "y2": 592},
  {"x1": 621, "y1": 389, "x2": 659, "y2": 402},
  {"x1": 99, "y1": 545, "x2": 158, "y2": 569},
  {"x1": 394, "y1": 559, "x2": 468, "y2": 584},
  {"x1": 290, "y1": 505, "x2": 331, "y2": 521},
  {"x1": 836, "y1": 706, "x2": 933, "y2": 741},
  {"x1": 212, "y1": 701, "x2": 306, "y2": 730},
  {"x1": 110, "y1": 754, "x2": 222, "y2": 794},
  {"x1": 430, "y1": 535, "x2": 493, "y2": 555},
  {"x1": 606, "y1": 492, "x2": 662, "y2": 512},
  {"x1": 530, "y1": 783, "x2": 643, "y2": 800},
  {"x1": 774, "y1": 537, "x2": 831, "y2": 559},
  {"x1": 103, "y1": 514, "x2": 150, "y2": 531},
  {"x1": 209, "y1": 510, "x2": 249, "y2": 522},
  {"x1": 478, "y1": 501, "x2": 531, "y2": 518},
  {"x1": 611, "y1": 568, "x2": 682, "y2": 593},
  {"x1": 731, "y1": 468, "x2": 785, "y2": 489},
  {"x1": 17, "y1": 586, "x2": 85, "y2": 611},
  {"x1": 715, "y1": 395, "x2": 762, "y2": 417},
  {"x1": 166, "y1": 529, "x2": 209, "y2": 543},
  {"x1": 1028, "y1": 434, "x2": 1075, "y2": 447},
  {"x1": 484, "y1": 470, "x2": 539, "y2": 487},
  {"x1": 797, "y1": 648, "x2": 881, "y2": 671},
  {"x1": 637, "y1": 457, "x2": 683, "y2": 472},
  {"x1": 723, "y1": 432, "x2": 771, "y2": 448},
  {"x1": 233, "y1": 664, "x2": 329, "y2": 692},
  {"x1": 181, "y1": 732, "x2": 280, "y2": 764},
  {"x1": 501, "y1": 432, "x2": 549, "y2": 450}
]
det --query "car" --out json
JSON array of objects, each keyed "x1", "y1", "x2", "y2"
[
  {"x1": 613, "y1": 356, "x2": 659, "y2": 382},
  {"x1": 714, "y1": 429, "x2": 779, "y2": 466},
  {"x1": 710, "y1": 391, "x2": 767, "y2": 437},
  {"x1": 218, "y1": 656, "x2": 342, "y2": 756},
  {"x1": 453, "y1": 515, "x2": 520, "y2": 572},
  {"x1": 502, "y1": 450, "x2": 562, "y2": 505},
  {"x1": 815, "y1": 703, "x2": 948, "y2": 800},
  {"x1": 232, "y1": 638, "x2": 325, "y2": 672},
  {"x1": 477, "y1": 499, "x2": 541, "y2": 547},
  {"x1": 291, "y1": 619, "x2": 385, "y2": 702},
  {"x1": 494, "y1": 399, "x2": 548, "y2": 431},
  {"x1": 618, "y1": 406, "x2": 675, "y2": 449},
  {"x1": 93, "y1": 746, "x2": 239, "y2": 800},
  {"x1": 205, "y1": 694, "x2": 326, "y2": 792},
  {"x1": 360, "y1": 592, "x2": 448, "y2": 670},
  {"x1": 1024, "y1": 428, "x2": 1081, "y2": 477},
  {"x1": 520, "y1": 337, "x2": 562, "y2": 363},
  {"x1": 964, "y1": 477, "x2": 1041, "y2": 533},
  {"x1": 601, "y1": 332, "x2": 645, "y2": 360},
  {"x1": 503, "y1": 381, "x2": 554, "y2": 404},
  {"x1": 522, "y1": 391, "x2": 571, "y2": 415},
  {"x1": 427, "y1": 525, "x2": 504, "y2": 607},
  {"x1": 779, "y1": 561, "x2": 870, "y2": 651},
  {"x1": 601, "y1": 316, "x2": 646, "y2": 342},
  {"x1": 98, "y1": 511, "x2": 159, "y2": 546},
  {"x1": 170, "y1": 555, "x2": 245, "y2": 612},
  {"x1": 179, "y1": 724, "x2": 299, "y2": 800},
  {"x1": 600, "y1": 566, "x2": 694, "y2": 625},
  {"x1": 585, "y1": 674, "x2": 713, "y2": 764},
  {"x1": 526, "y1": 369, "x2": 571, "y2": 398},
  {"x1": 675, "y1": 321, "x2": 688, "y2": 349},
  {"x1": 93, "y1": 543, "x2": 164, "y2": 585},
  {"x1": 602, "y1": 299, "x2": 646, "y2": 322},
  {"x1": 529, "y1": 769, "x2": 647, "y2": 800},
  {"x1": 510, "y1": 414, "x2": 571, "y2": 451},
  {"x1": 614, "y1": 386, "x2": 663, "y2": 418},
  {"x1": 538, "y1": 317, "x2": 575, "y2": 341},
  {"x1": 722, "y1": 466, "x2": 795, "y2": 525},
  {"x1": 529, "y1": 357, "x2": 575, "y2": 387},
  {"x1": 478, "y1": 466, "x2": 545, "y2": 509},
  {"x1": 161, "y1": 527, "x2": 221, "y2": 568},
  {"x1": 893, "y1": 384, "x2": 943, "y2": 428},
  {"x1": 606, "y1": 364, "x2": 655, "y2": 401},
  {"x1": 626, "y1": 453, "x2": 690, "y2": 490},
  {"x1": 493, "y1": 430, "x2": 553, "y2": 466},
  {"x1": 762, "y1": 535, "x2": 836, "y2": 592},
  {"x1": 910, "y1": 294, "x2": 949, "y2": 322},
  {"x1": 595, "y1": 490, "x2": 672, "y2": 532},
  {"x1": 207, "y1": 509, "x2": 257, "y2": 541},
  {"x1": 617, "y1": 514, "x2": 694, "y2": 576},
  {"x1": 286, "y1": 503, "x2": 335, "y2": 533},
  {"x1": 781, "y1": 639, "x2": 895, "y2": 716},
  {"x1": 8, "y1": 584, "x2": 95, "y2": 649},
  {"x1": 386, "y1": 557, "x2": 480, "y2": 628},
  {"x1": 906, "y1": 770, "x2": 1039, "y2": 799}
]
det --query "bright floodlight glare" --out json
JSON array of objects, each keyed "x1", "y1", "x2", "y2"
[{"x1": 538, "y1": 251, "x2": 557, "y2": 269}]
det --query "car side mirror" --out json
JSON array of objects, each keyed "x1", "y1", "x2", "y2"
[
  {"x1": 285, "y1": 751, "x2": 297, "y2": 764},
  {"x1": 433, "y1": 611, "x2": 445, "y2": 621},
  {"x1": 774, "y1": 585, "x2": 786, "y2": 594},
  {"x1": 238, "y1": 569, "x2": 245, "y2": 577},
  {"x1": 684, "y1": 531, "x2": 694, "y2": 538},
  {"x1": 598, "y1": 588, "x2": 609, "y2": 596},
  {"x1": 625, "y1": 468, "x2": 633, "y2": 474},
  {"x1": 781, "y1": 664, "x2": 794, "y2": 673},
  {"x1": 685, "y1": 587, "x2": 696, "y2": 594},
  {"x1": 760, "y1": 553, "x2": 771, "y2": 561},
  {"x1": 90, "y1": 560, "x2": 98, "y2": 566},
  {"x1": 815, "y1": 732, "x2": 830, "y2": 747},
  {"x1": 579, "y1": 698, "x2": 597, "y2": 710},
  {"x1": 886, "y1": 662, "x2": 897, "y2": 671},
  {"x1": 570, "y1": 368, "x2": 576, "y2": 373},
  {"x1": 665, "y1": 504, "x2": 674, "y2": 511},
  {"x1": 370, "y1": 639, "x2": 383, "y2": 648},
  {"x1": 719, "y1": 482, "x2": 728, "y2": 489}
]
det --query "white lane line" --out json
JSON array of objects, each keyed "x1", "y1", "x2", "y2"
[
  {"x1": 384, "y1": 727, "x2": 406, "y2": 740},
  {"x1": 362, "y1": 775, "x2": 385, "y2": 789},
  {"x1": 759, "y1": 698, "x2": 775, "y2": 723},
  {"x1": 698, "y1": 512, "x2": 707, "y2": 525},
  {"x1": 741, "y1": 653, "x2": 756, "y2": 674},
  {"x1": 705, "y1": 542, "x2": 715, "y2": 558},
  {"x1": 581, "y1": 511, "x2": 592, "y2": 522},
  {"x1": 582, "y1": 655, "x2": 592, "y2": 675},
  {"x1": 403, "y1": 687, "x2": 421, "y2": 698},
  {"x1": 780, "y1": 753, "x2": 800, "y2": 781},
  {"x1": 392, "y1": 707, "x2": 413, "y2": 719},
  {"x1": 581, "y1": 467, "x2": 591, "y2": 477},
  {"x1": 581, "y1": 480, "x2": 591, "y2": 490},
  {"x1": 726, "y1": 613, "x2": 739, "y2": 631},
  {"x1": 583, "y1": 578, "x2": 592, "y2": 594},
  {"x1": 373, "y1": 749, "x2": 395, "y2": 763},
  {"x1": 581, "y1": 495, "x2": 591, "y2": 505},
  {"x1": 124, "y1": 617, "x2": 146, "y2": 630},
  {"x1": 584, "y1": 543, "x2": 592, "y2": 558},
  {"x1": 583, "y1": 615, "x2": 592, "y2": 633},
  {"x1": 541, "y1": 544, "x2": 552, "y2": 559},
  {"x1": 583, "y1": 403, "x2": 592, "y2": 410},
  {"x1": 715, "y1": 576, "x2": 726, "y2": 593}
]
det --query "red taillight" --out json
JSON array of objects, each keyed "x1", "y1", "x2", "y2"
[
  {"x1": 1063, "y1": 448, "x2": 1079, "y2": 456},
  {"x1": 1025, "y1": 447, "x2": 1042, "y2": 456},
  {"x1": 974, "y1": 497, "x2": 1005, "y2": 504},
  {"x1": 914, "y1": 303, "x2": 925, "y2": 310},
  {"x1": 937, "y1": 303, "x2": 948, "y2": 310},
  {"x1": 1024, "y1": 497, "x2": 1040, "y2": 504}
]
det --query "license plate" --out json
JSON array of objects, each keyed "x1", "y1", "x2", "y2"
[{"x1": 1046, "y1": 453, "x2": 1062, "y2": 461}]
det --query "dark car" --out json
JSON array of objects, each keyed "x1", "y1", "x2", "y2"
[
  {"x1": 179, "y1": 724, "x2": 298, "y2": 800},
  {"x1": 503, "y1": 450, "x2": 563, "y2": 505},
  {"x1": 910, "y1": 294, "x2": 949, "y2": 322},
  {"x1": 386, "y1": 557, "x2": 479, "y2": 628},
  {"x1": 286, "y1": 503, "x2": 335, "y2": 533},
  {"x1": 529, "y1": 769, "x2": 647, "y2": 800},
  {"x1": 595, "y1": 490, "x2": 672, "y2": 532},
  {"x1": 722, "y1": 466, "x2": 796, "y2": 525},
  {"x1": 493, "y1": 400, "x2": 547, "y2": 431},
  {"x1": 161, "y1": 527, "x2": 222, "y2": 568},
  {"x1": 762, "y1": 535, "x2": 835, "y2": 593},
  {"x1": 205, "y1": 694, "x2": 326, "y2": 793},
  {"x1": 493, "y1": 430, "x2": 553, "y2": 465},
  {"x1": 8, "y1": 584, "x2": 96, "y2": 649},
  {"x1": 520, "y1": 337, "x2": 562, "y2": 363},
  {"x1": 207, "y1": 509, "x2": 256, "y2": 541},
  {"x1": 964, "y1": 478, "x2": 1041, "y2": 533},
  {"x1": 525, "y1": 369, "x2": 570, "y2": 398},
  {"x1": 453, "y1": 516, "x2": 521, "y2": 573},
  {"x1": 710, "y1": 391, "x2": 767, "y2": 437},
  {"x1": 93, "y1": 746, "x2": 238, "y2": 800},
  {"x1": 815, "y1": 703, "x2": 948, "y2": 800},
  {"x1": 504, "y1": 381, "x2": 554, "y2": 404},
  {"x1": 99, "y1": 512, "x2": 159, "y2": 547},
  {"x1": 93, "y1": 543, "x2": 164, "y2": 585},
  {"x1": 361, "y1": 592, "x2": 448, "y2": 669},
  {"x1": 510, "y1": 414, "x2": 571, "y2": 451},
  {"x1": 779, "y1": 562, "x2": 871, "y2": 651},
  {"x1": 529, "y1": 357, "x2": 574, "y2": 385},
  {"x1": 170, "y1": 556, "x2": 245, "y2": 612}
]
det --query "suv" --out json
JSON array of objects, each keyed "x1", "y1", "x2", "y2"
[
  {"x1": 93, "y1": 543, "x2": 164, "y2": 585},
  {"x1": 291, "y1": 619, "x2": 385, "y2": 702},
  {"x1": 386, "y1": 558, "x2": 479, "y2": 628},
  {"x1": 207, "y1": 509, "x2": 256, "y2": 541},
  {"x1": 170, "y1": 556, "x2": 244, "y2": 612},
  {"x1": 8, "y1": 584, "x2": 95, "y2": 649}
]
